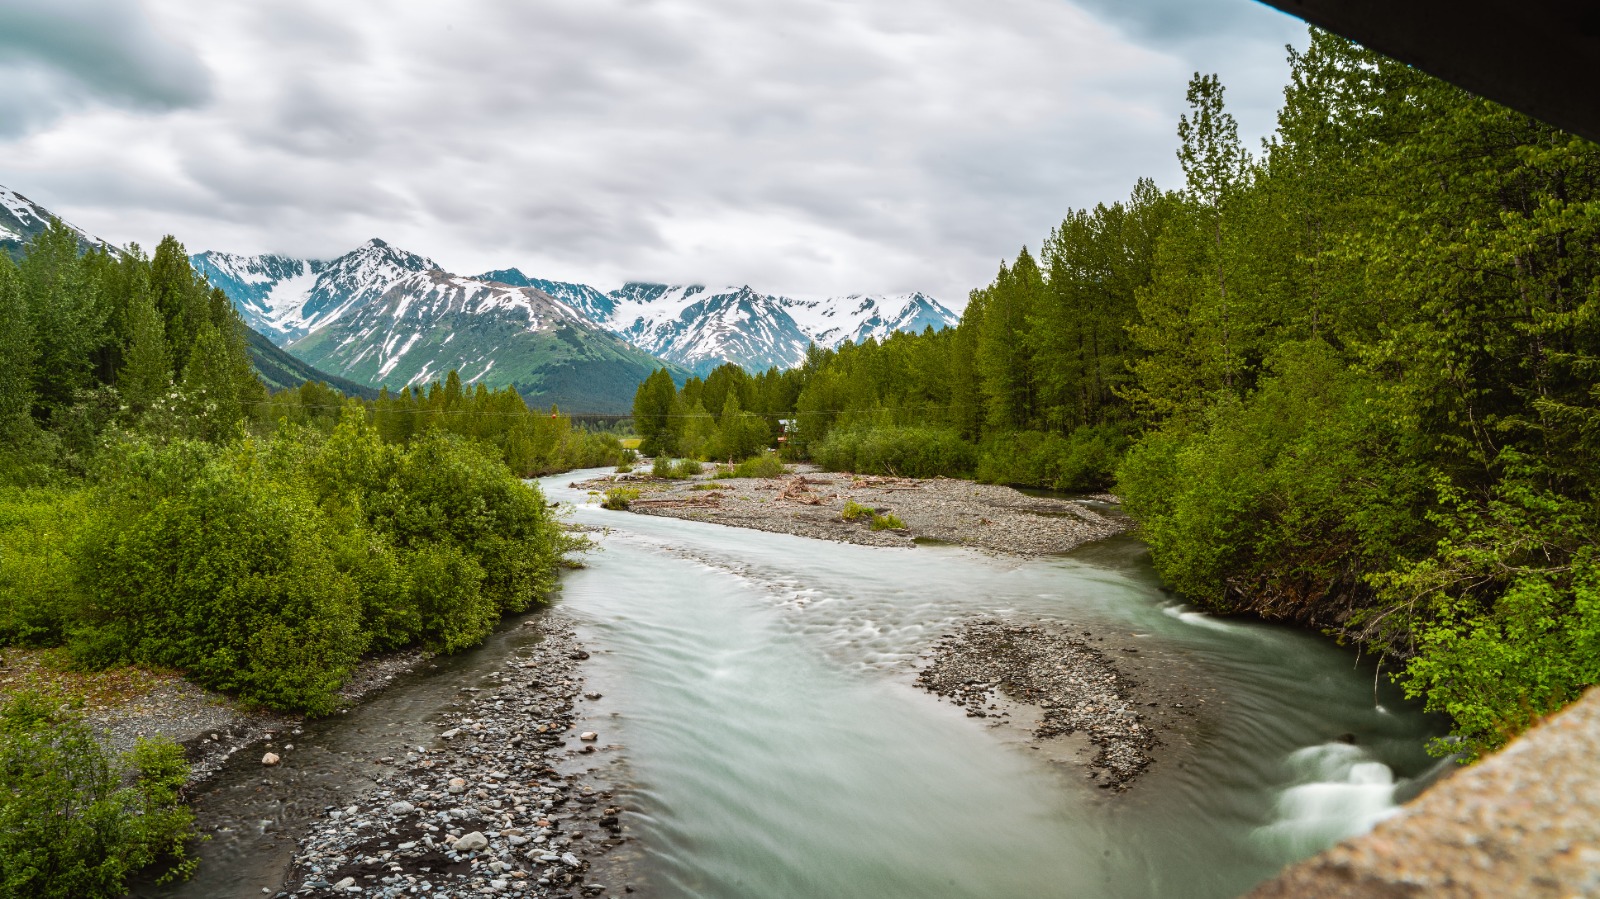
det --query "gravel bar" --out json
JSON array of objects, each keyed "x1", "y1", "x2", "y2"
[
  {"x1": 281, "y1": 617, "x2": 626, "y2": 898},
  {"x1": 575, "y1": 466, "x2": 1128, "y2": 557},
  {"x1": 917, "y1": 619, "x2": 1159, "y2": 790}
]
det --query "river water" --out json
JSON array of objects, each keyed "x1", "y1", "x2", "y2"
[{"x1": 140, "y1": 468, "x2": 1448, "y2": 898}]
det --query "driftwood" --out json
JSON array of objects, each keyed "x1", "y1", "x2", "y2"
[{"x1": 777, "y1": 476, "x2": 828, "y2": 505}]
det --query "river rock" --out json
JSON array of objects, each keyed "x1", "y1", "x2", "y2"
[
  {"x1": 388, "y1": 800, "x2": 414, "y2": 815},
  {"x1": 448, "y1": 776, "x2": 467, "y2": 794},
  {"x1": 261, "y1": 752, "x2": 280, "y2": 766},
  {"x1": 580, "y1": 731, "x2": 598, "y2": 741},
  {"x1": 456, "y1": 831, "x2": 489, "y2": 852}
]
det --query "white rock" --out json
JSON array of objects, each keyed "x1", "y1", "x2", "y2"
[
  {"x1": 580, "y1": 732, "x2": 598, "y2": 742},
  {"x1": 455, "y1": 831, "x2": 489, "y2": 852},
  {"x1": 334, "y1": 877, "x2": 355, "y2": 889},
  {"x1": 561, "y1": 852, "x2": 580, "y2": 867},
  {"x1": 261, "y1": 752, "x2": 280, "y2": 766},
  {"x1": 389, "y1": 801, "x2": 415, "y2": 815}
]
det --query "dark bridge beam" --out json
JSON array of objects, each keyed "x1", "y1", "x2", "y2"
[{"x1": 1257, "y1": 0, "x2": 1600, "y2": 143}]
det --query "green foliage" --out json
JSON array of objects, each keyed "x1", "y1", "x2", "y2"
[
  {"x1": 0, "y1": 690, "x2": 197, "y2": 898},
  {"x1": 870, "y1": 512, "x2": 906, "y2": 531},
  {"x1": 840, "y1": 500, "x2": 872, "y2": 522},
  {"x1": 812, "y1": 425, "x2": 976, "y2": 479},
  {"x1": 650, "y1": 457, "x2": 701, "y2": 479},
  {"x1": 975, "y1": 424, "x2": 1130, "y2": 492},
  {"x1": 714, "y1": 453, "x2": 786, "y2": 479},
  {"x1": 73, "y1": 438, "x2": 366, "y2": 712},
  {"x1": 601, "y1": 487, "x2": 641, "y2": 510},
  {"x1": 0, "y1": 487, "x2": 89, "y2": 646}
]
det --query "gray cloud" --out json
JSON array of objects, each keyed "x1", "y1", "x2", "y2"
[
  {"x1": 0, "y1": 0, "x2": 210, "y2": 134},
  {"x1": 0, "y1": 0, "x2": 1309, "y2": 305}
]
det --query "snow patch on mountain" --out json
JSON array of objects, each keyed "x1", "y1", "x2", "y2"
[{"x1": 0, "y1": 184, "x2": 116, "y2": 253}]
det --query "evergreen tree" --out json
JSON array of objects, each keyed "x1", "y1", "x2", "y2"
[
  {"x1": 0, "y1": 254, "x2": 36, "y2": 437},
  {"x1": 118, "y1": 268, "x2": 172, "y2": 411}
]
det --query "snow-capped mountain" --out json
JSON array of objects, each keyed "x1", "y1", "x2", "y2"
[
  {"x1": 195, "y1": 242, "x2": 678, "y2": 411},
  {"x1": 0, "y1": 185, "x2": 116, "y2": 257},
  {"x1": 474, "y1": 268, "x2": 617, "y2": 324},
  {"x1": 193, "y1": 239, "x2": 439, "y2": 341},
  {"x1": 195, "y1": 235, "x2": 958, "y2": 406},
  {"x1": 780, "y1": 292, "x2": 960, "y2": 347},
  {"x1": 469, "y1": 276, "x2": 960, "y2": 375},
  {"x1": 603, "y1": 284, "x2": 814, "y2": 374}
]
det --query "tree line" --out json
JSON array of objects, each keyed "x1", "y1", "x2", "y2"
[{"x1": 634, "y1": 30, "x2": 1600, "y2": 760}]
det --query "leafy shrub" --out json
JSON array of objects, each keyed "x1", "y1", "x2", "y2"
[
  {"x1": 73, "y1": 438, "x2": 366, "y2": 713},
  {"x1": 0, "y1": 690, "x2": 197, "y2": 898},
  {"x1": 650, "y1": 457, "x2": 702, "y2": 479},
  {"x1": 976, "y1": 424, "x2": 1131, "y2": 492},
  {"x1": 601, "y1": 487, "x2": 641, "y2": 510},
  {"x1": 732, "y1": 453, "x2": 786, "y2": 479},
  {"x1": 812, "y1": 426, "x2": 976, "y2": 479},
  {"x1": 62, "y1": 413, "x2": 576, "y2": 714},
  {"x1": 840, "y1": 500, "x2": 872, "y2": 522},
  {"x1": 0, "y1": 486, "x2": 87, "y2": 646},
  {"x1": 870, "y1": 512, "x2": 906, "y2": 531},
  {"x1": 614, "y1": 462, "x2": 634, "y2": 474}
]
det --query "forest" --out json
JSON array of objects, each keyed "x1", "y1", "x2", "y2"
[
  {"x1": 635, "y1": 32, "x2": 1600, "y2": 762},
  {"x1": 0, "y1": 227, "x2": 605, "y2": 895}
]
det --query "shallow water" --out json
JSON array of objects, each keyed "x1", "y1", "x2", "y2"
[
  {"x1": 140, "y1": 468, "x2": 1447, "y2": 898},
  {"x1": 549, "y1": 470, "x2": 1448, "y2": 898}
]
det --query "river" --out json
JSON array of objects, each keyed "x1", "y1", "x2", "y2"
[{"x1": 139, "y1": 468, "x2": 1448, "y2": 898}]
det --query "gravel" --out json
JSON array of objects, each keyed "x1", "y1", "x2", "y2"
[
  {"x1": 279, "y1": 617, "x2": 627, "y2": 898},
  {"x1": 575, "y1": 466, "x2": 1128, "y2": 557},
  {"x1": 917, "y1": 619, "x2": 1159, "y2": 790}
]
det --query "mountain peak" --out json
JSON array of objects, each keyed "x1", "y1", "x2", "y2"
[{"x1": 474, "y1": 268, "x2": 533, "y2": 287}]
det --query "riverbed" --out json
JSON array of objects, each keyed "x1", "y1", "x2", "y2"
[
  {"x1": 138, "y1": 467, "x2": 1448, "y2": 898},
  {"x1": 547, "y1": 470, "x2": 1449, "y2": 898}
]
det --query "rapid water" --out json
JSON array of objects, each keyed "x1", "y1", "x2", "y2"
[
  {"x1": 138, "y1": 468, "x2": 1446, "y2": 898},
  {"x1": 546, "y1": 470, "x2": 1447, "y2": 898}
]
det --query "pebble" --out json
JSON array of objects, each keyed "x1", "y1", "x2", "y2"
[
  {"x1": 261, "y1": 752, "x2": 280, "y2": 766},
  {"x1": 918, "y1": 619, "x2": 1161, "y2": 789},
  {"x1": 281, "y1": 617, "x2": 622, "y2": 898}
]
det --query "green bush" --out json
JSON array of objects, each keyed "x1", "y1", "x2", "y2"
[
  {"x1": 840, "y1": 500, "x2": 872, "y2": 522},
  {"x1": 811, "y1": 426, "x2": 976, "y2": 479},
  {"x1": 601, "y1": 487, "x2": 641, "y2": 510},
  {"x1": 975, "y1": 425, "x2": 1130, "y2": 492},
  {"x1": 0, "y1": 690, "x2": 197, "y2": 898},
  {"x1": 58, "y1": 413, "x2": 576, "y2": 714},
  {"x1": 0, "y1": 486, "x2": 87, "y2": 646},
  {"x1": 870, "y1": 512, "x2": 906, "y2": 531},
  {"x1": 733, "y1": 454, "x2": 786, "y2": 479},
  {"x1": 650, "y1": 457, "x2": 702, "y2": 479},
  {"x1": 72, "y1": 438, "x2": 366, "y2": 713}
]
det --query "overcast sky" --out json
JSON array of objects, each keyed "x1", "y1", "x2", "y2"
[{"x1": 0, "y1": 0, "x2": 1307, "y2": 304}]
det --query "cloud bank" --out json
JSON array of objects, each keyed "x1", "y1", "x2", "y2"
[{"x1": 0, "y1": 0, "x2": 1306, "y2": 303}]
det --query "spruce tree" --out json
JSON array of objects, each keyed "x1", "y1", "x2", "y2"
[
  {"x1": 0, "y1": 254, "x2": 36, "y2": 436},
  {"x1": 118, "y1": 273, "x2": 172, "y2": 411}
]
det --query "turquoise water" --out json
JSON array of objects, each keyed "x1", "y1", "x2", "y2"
[{"x1": 545, "y1": 471, "x2": 1448, "y2": 898}]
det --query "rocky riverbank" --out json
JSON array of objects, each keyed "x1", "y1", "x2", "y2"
[
  {"x1": 574, "y1": 465, "x2": 1127, "y2": 556},
  {"x1": 917, "y1": 618, "x2": 1219, "y2": 791},
  {"x1": 280, "y1": 617, "x2": 626, "y2": 898}
]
